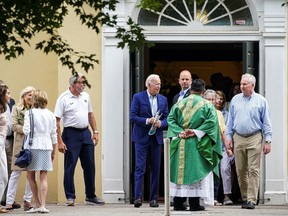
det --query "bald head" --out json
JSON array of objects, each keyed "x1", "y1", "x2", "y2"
[{"x1": 179, "y1": 70, "x2": 192, "y2": 91}]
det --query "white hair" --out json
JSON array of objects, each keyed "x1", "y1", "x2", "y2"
[
  {"x1": 203, "y1": 89, "x2": 216, "y2": 99},
  {"x1": 145, "y1": 74, "x2": 160, "y2": 87},
  {"x1": 242, "y1": 73, "x2": 256, "y2": 85}
]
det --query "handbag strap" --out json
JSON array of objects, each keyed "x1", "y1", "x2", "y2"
[{"x1": 28, "y1": 109, "x2": 34, "y2": 146}]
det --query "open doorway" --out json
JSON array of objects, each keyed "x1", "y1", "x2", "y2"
[{"x1": 129, "y1": 41, "x2": 259, "y2": 202}]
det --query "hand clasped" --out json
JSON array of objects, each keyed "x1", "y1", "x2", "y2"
[{"x1": 178, "y1": 129, "x2": 196, "y2": 139}]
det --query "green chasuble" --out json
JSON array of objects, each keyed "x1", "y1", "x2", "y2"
[{"x1": 167, "y1": 94, "x2": 222, "y2": 185}]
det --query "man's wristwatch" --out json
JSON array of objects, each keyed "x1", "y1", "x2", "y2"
[{"x1": 265, "y1": 141, "x2": 271, "y2": 144}]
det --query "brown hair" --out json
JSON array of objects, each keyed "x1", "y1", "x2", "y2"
[
  {"x1": 32, "y1": 90, "x2": 48, "y2": 109},
  {"x1": 216, "y1": 90, "x2": 226, "y2": 109},
  {"x1": 0, "y1": 85, "x2": 8, "y2": 113}
]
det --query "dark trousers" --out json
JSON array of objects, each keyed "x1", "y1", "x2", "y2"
[
  {"x1": 62, "y1": 127, "x2": 96, "y2": 199},
  {"x1": 173, "y1": 197, "x2": 186, "y2": 208},
  {"x1": 134, "y1": 136, "x2": 162, "y2": 201}
]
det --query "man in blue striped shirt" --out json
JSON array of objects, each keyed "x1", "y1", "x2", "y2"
[{"x1": 226, "y1": 73, "x2": 272, "y2": 210}]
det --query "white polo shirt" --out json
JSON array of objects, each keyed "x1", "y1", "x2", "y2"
[{"x1": 54, "y1": 89, "x2": 92, "y2": 128}]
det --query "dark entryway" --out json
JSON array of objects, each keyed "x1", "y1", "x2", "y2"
[{"x1": 129, "y1": 41, "x2": 259, "y2": 202}]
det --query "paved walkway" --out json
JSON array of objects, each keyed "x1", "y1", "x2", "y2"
[{"x1": 7, "y1": 203, "x2": 288, "y2": 216}]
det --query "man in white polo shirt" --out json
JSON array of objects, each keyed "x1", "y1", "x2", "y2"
[{"x1": 54, "y1": 73, "x2": 104, "y2": 207}]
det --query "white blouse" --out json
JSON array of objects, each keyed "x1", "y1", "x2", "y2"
[{"x1": 23, "y1": 108, "x2": 57, "y2": 150}]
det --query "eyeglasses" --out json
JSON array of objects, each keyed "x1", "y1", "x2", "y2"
[{"x1": 76, "y1": 81, "x2": 86, "y2": 85}]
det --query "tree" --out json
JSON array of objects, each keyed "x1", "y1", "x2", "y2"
[
  {"x1": 0, "y1": 0, "x2": 147, "y2": 82},
  {"x1": 0, "y1": 0, "x2": 203, "y2": 84}
]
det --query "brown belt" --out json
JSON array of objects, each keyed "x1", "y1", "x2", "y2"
[{"x1": 235, "y1": 130, "x2": 262, "y2": 138}]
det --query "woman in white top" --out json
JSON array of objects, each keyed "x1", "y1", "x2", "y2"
[
  {"x1": 0, "y1": 85, "x2": 9, "y2": 213},
  {"x1": 23, "y1": 90, "x2": 57, "y2": 213}
]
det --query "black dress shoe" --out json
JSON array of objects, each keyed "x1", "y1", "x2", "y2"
[
  {"x1": 134, "y1": 199, "x2": 142, "y2": 208},
  {"x1": 189, "y1": 197, "x2": 205, "y2": 211},
  {"x1": 149, "y1": 200, "x2": 159, "y2": 207},
  {"x1": 246, "y1": 201, "x2": 255, "y2": 209},
  {"x1": 173, "y1": 205, "x2": 187, "y2": 211},
  {"x1": 190, "y1": 205, "x2": 205, "y2": 211},
  {"x1": 241, "y1": 201, "x2": 248, "y2": 209},
  {"x1": 12, "y1": 202, "x2": 21, "y2": 209}
]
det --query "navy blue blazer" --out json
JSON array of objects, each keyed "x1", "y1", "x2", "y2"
[{"x1": 130, "y1": 91, "x2": 169, "y2": 144}]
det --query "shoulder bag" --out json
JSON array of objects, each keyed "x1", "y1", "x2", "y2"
[{"x1": 15, "y1": 109, "x2": 34, "y2": 168}]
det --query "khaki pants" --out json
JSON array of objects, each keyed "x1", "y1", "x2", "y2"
[{"x1": 233, "y1": 133, "x2": 262, "y2": 203}]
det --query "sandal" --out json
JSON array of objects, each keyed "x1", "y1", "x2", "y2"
[
  {"x1": 5, "y1": 205, "x2": 13, "y2": 211},
  {"x1": 0, "y1": 207, "x2": 8, "y2": 213},
  {"x1": 214, "y1": 200, "x2": 222, "y2": 206}
]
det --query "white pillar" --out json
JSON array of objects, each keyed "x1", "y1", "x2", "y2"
[
  {"x1": 101, "y1": 35, "x2": 126, "y2": 203},
  {"x1": 262, "y1": 0, "x2": 287, "y2": 204},
  {"x1": 101, "y1": 0, "x2": 135, "y2": 204}
]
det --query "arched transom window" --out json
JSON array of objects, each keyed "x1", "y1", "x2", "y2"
[{"x1": 138, "y1": 0, "x2": 253, "y2": 27}]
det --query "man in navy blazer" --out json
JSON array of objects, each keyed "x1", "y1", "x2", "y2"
[
  {"x1": 172, "y1": 70, "x2": 192, "y2": 105},
  {"x1": 130, "y1": 74, "x2": 168, "y2": 208}
]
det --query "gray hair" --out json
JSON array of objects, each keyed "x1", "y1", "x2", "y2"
[
  {"x1": 145, "y1": 74, "x2": 160, "y2": 87},
  {"x1": 203, "y1": 89, "x2": 216, "y2": 99},
  {"x1": 242, "y1": 73, "x2": 256, "y2": 85},
  {"x1": 69, "y1": 72, "x2": 84, "y2": 86}
]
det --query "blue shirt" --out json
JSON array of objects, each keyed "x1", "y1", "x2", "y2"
[
  {"x1": 226, "y1": 92, "x2": 272, "y2": 142},
  {"x1": 222, "y1": 108, "x2": 229, "y2": 125},
  {"x1": 178, "y1": 88, "x2": 190, "y2": 102}
]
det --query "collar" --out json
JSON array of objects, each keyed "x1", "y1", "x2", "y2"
[
  {"x1": 147, "y1": 90, "x2": 156, "y2": 98},
  {"x1": 182, "y1": 88, "x2": 190, "y2": 94},
  {"x1": 68, "y1": 88, "x2": 82, "y2": 98},
  {"x1": 242, "y1": 91, "x2": 254, "y2": 100}
]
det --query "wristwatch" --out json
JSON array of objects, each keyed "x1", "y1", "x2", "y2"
[{"x1": 265, "y1": 141, "x2": 271, "y2": 144}]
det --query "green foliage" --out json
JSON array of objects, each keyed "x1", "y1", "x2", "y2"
[
  {"x1": 1, "y1": 0, "x2": 208, "y2": 84},
  {"x1": 137, "y1": 0, "x2": 164, "y2": 11},
  {"x1": 116, "y1": 17, "x2": 153, "y2": 51},
  {"x1": 138, "y1": 0, "x2": 205, "y2": 11},
  {"x1": 0, "y1": 0, "x2": 148, "y2": 85}
]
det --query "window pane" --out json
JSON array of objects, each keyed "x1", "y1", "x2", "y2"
[{"x1": 138, "y1": 0, "x2": 253, "y2": 27}]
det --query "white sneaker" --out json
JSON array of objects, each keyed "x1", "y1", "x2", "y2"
[
  {"x1": 26, "y1": 207, "x2": 41, "y2": 213},
  {"x1": 40, "y1": 206, "x2": 49, "y2": 213},
  {"x1": 223, "y1": 199, "x2": 233, "y2": 205},
  {"x1": 66, "y1": 199, "x2": 75, "y2": 206}
]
